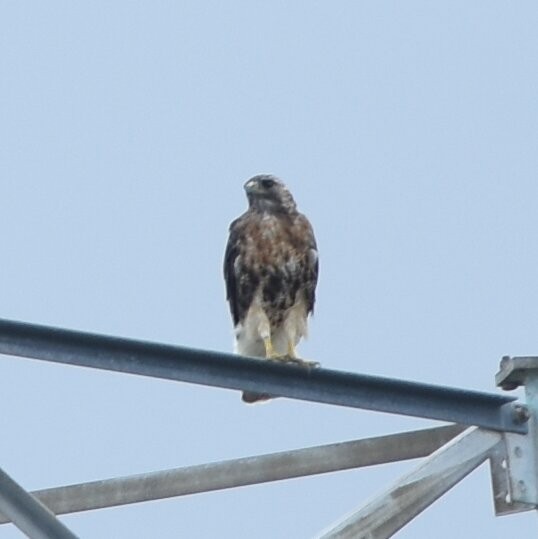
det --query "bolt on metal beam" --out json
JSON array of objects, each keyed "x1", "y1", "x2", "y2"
[
  {"x1": 0, "y1": 318, "x2": 526, "y2": 432},
  {"x1": 317, "y1": 427, "x2": 502, "y2": 539},
  {"x1": 0, "y1": 466, "x2": 78, "y2": 539},
  {"x1": 0, "y1": 426, "x2": 464, "y2": 523}
]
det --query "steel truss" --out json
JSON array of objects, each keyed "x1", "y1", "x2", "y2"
[{"x1": 0, "y1": 318, "x2": 535, "y2": 538}]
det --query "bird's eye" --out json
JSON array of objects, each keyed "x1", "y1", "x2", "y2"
[{"x1": 261, "y1": 179, "x2": 275, "y2": 189}]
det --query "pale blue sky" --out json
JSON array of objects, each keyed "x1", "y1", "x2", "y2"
[{"x1": 1, "y1": 2, "x2": 537, "y2": 537}]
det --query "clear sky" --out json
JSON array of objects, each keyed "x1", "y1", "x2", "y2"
[{"x1": 1, "y1": 2, "x2": 537, "y2": 538}]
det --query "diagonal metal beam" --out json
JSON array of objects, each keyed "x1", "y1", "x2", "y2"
[
  {"x1": 316, "y1": 427, "x2": 502, "y2": 539},
  {"x1": 0, "y1": 425, "x2": 464, "y2": 523},
  {"x1": 0, "y1": 466, "x2": 78, "y2": 539},
  {"x1": 0, "y1": 318, "x2": 525, "y2": 432}
]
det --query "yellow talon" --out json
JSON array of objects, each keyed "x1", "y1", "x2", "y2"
[
  {"x1": 264, "y1": 337, "x2": 278, "y2": 358},
  {"x1": 287, "y1": 341, "x2": 298, "y2": 359}
]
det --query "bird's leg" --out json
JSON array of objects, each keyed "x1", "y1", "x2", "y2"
[
  {"x1": 264, "y1": 339, "x2": 295, "y2": 362},
  {"x1": 263, "y1": 337, "x2": 279, "y2": 359},
  {"x1": 267, "y1": 340, "x2": 320, "y2": 368},
  {"x1": 287, "y1": 341, "x2": 300, "y2": 359}
]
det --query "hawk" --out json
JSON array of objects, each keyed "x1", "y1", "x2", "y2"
[{"x1": 224, "y1": 174, "x2": 319, "y2": 403}]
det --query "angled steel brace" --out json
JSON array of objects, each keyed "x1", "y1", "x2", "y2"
[
  {"x1": 0, "y1": 318, "x2": 526, "y2": 432},
  {"x1": 317, "y1": 427, "x2": 502, "y2": 539},
  {"x1": 0, "y1": 466, "x2": 78, "y2": 539},
  {"x1": 0, "y1": 425, "x2": 464, "y2": 524}
]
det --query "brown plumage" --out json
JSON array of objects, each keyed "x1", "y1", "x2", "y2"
[{"x1": 223, "y1": 174, "x2": 319, "y2": 403}]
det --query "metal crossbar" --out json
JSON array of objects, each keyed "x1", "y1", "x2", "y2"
[
  {"x1": 0, "y1": 318, "x2": 525, "y2": 433},
  {"x1": 0, "y1": 425, "x2": 464, "y2": 524}
]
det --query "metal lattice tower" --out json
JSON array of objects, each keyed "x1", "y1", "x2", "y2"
[{"x1": 0, "y1": 318, "x2": 536, "y2": 538}]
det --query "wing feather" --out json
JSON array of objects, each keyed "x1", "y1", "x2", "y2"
[
  {"x1": 224, "y1": 216, "x2": 259, "y2": 327},
  {"x1": 223, "y1": 218, "x2": 242, "y2": 326},
  {"x1": 296, "y1": 214, "x2": 318, "y2": 315}
]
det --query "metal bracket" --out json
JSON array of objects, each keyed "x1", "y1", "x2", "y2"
[
  {"x1": 490, "y1": 434, "x2": 537, "y2": 515},
  {"x1": 493, "y1": 357, "x2": 538, "y2": 513}
]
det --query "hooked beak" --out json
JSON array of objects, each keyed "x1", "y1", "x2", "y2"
[{"x1": 244, "y1": 179, "x2": 261, "y2": 195}]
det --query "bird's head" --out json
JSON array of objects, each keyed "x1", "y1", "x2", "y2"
[{"x1": 244, "y1": 174, "x2": 297, "y2": 214}]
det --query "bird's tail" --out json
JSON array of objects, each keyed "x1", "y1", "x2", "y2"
[{"x1": 241, "y1": 391, "x2": 273, "y2": 404}]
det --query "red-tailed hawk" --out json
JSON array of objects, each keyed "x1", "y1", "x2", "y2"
[{"x1": 224, "y1": 175, "x2": 319, "y2": 403}]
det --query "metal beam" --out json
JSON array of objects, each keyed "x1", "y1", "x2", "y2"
[
  {"x1": 0, "y1": 318, "x2": 526, "y2": 432},
  {"x1": 0, "y1": 426, "x2": 464, "y2": 523},
  {"x1": 317, "y1": 427, "x2": 502, "y2": 539},
  {"x1": 0, "y1": 466, "x2": 78, "y2": 539}
]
